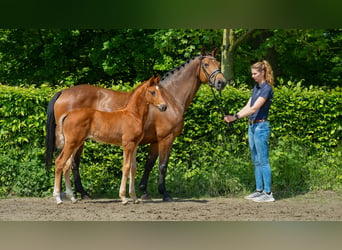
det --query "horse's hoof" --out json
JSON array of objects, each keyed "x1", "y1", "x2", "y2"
[
  {"x1": 122, "y1": 199, "x2": 129, "y2": 205},
  {"x1": 56, "y1": 200, "x2": 63, "y2": 205},
  {"x1": 81, "y1": 194, "x2": 92, "y2": 200},
  {"x1": 163, "y1": 196, "x2": 173, "y2": 202},
  {"x1": 71, "y1": 197, "x2": 78, "y2": 204},
  {"x1": 82, "y1": 195, "x2": 91, "y2": 200},
  {"x1": 141, "y1": 193, "x2": 152, "y2": 201}
]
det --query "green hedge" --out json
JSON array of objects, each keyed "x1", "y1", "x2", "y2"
[{"x1": 0, "y1": 82, "x2": 341, "y2": 198}]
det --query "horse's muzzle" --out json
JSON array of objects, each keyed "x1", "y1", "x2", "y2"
[
  {"x1": 216, "y1": 79, "x2": 227, "y2": 90},
  {"x1": 158, "y1": 104, "x2": 167, "y2": 112}
]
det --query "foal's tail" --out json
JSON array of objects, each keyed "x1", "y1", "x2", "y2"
[{"x1": 45, "y1": 91, "x2": 62, "y2": 173}]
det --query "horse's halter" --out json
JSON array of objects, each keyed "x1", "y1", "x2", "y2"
[
  {"x1": 199, "y1": 55, "x2": 222, "y2": 87},
  {"x1": 199, "y1": 55, "x2": 228, "y2": 119}
]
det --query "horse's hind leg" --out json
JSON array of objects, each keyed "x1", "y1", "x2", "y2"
[{"x1": 72, "y1": 144, "x2": 91, "y2": 199}]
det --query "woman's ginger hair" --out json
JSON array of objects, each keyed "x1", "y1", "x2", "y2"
[{"x1": 251, "y1": 60, "x2": 274, "y2": 87}]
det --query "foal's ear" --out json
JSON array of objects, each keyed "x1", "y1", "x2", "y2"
[
  {"x1": 155, "y1": 75, "x2": 161, "y2": 83},
  {"x1": 151, "y1": 75, "x2": 160, "y2": 86},
  {"x1": 147, "y1": 76, "x2": 156, "y2": 85},
  {"x1": 212, "y1": 47, "x2": 219, "y2": 57}
]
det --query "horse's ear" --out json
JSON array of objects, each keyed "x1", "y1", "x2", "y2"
[
  {"x1": 212, "y1": 47, "x2": 219, "y2": 57},
  {"x1": 201, "y1": 46, "x2": 206, "y2": 56}
]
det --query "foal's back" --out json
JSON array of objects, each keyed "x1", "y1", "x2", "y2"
[{"x1": 63, "y1": 108, "x2": 145, "y2": 146}]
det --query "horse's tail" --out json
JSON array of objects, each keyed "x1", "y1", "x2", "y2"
[{"x1": 45, "y1": 91, "x2": 62, "y2": 173}]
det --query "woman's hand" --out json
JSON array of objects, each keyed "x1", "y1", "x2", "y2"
[{"x1": 223, "y1": 115, "x2": 237, "y2": 123}]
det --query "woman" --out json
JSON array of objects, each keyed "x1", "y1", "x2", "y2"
[{"x1": 224, "y1": 60, "x2": 275, "y2": 202}]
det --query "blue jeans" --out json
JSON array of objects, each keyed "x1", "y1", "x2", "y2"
[{"x1": 248, "y1": 121, "x2": 272, "y2": 193}]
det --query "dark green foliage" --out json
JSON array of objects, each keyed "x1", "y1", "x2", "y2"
[
  {"x1": 0, "y1": 83, "x2": 341, "y2": 198},
  {"x1": 0, "y1": 29, "x2": 340, "y2": 88}
]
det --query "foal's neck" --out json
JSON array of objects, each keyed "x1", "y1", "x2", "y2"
[{"x1": 125, "y1": 85, "x2": 150, "y2": 120}]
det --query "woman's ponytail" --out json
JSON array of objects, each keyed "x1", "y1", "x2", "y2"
[{"x1": 251, "y1": 60, "x2": 274, "y2": 87}]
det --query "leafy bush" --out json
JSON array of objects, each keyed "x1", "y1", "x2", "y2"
[{"x1": 0, "y1": 82, "x2": 341, "y2": 198}]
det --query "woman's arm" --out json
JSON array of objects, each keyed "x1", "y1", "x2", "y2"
[{"x1": 224, "y1": 97, "x2": 267, "y2": 123}]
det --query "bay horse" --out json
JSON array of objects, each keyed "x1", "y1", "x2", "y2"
[
  {"x1": 46, "y1": 48, "x2": 227, "y2": 201},
  {"x1": 53, "y1": 76, "x2": 167, "y2": 204}
]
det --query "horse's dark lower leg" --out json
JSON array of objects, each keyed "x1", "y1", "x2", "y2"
[
  {"x1": 72, "y1": 146, "x2": 91, "y2": 199},
  {"x1": 158, "y1": 160, "x2": 172, "y2": 202},
  {"x1": 71, "y1": 166, "x2": 90, "y2": 199},
  {"x1": 139, "y1": 144, "x2": 158, "y2": 200},
  {"x1": 156, "y1": 138, "x2": 174, "y2": 201}
]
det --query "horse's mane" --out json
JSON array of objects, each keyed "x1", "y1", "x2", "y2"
[
  {"x1": 160, "y1": 56, "x2": 198, "y2": 82},
  {"x1": 160, "y1": 52, "x2": 214, "y2": 83}
]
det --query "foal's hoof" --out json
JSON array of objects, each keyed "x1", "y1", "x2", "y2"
[
  {"x1": 56, "y1": 200, "x2": 63, "y2": 205},
  {"x1": 122, "y1": 198, "x2": 129, "y2": 205},
  {"x1": 133, "y1": 199, "x2": 141, "y2": 204}
]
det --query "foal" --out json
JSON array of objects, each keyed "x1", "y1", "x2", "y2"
[{"x1": 53, "y1": 76, "x2": 167, "y2": 205}]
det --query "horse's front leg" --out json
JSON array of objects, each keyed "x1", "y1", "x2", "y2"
[
  {"x1": 139, "y1": 143, "x2": 159, "y2": 200},
  {"x1": 157, "y1": 136, "x2": 175, "y2": 202},
  {"x1": 120, "y1": 143, "x2": 135, "y2": 205}
]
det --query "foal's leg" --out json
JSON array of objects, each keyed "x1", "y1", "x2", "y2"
[
  {"x1": 54, "y1": 155, "x2": 64, "y2": 205},
  {"x1": 119, "y1": 143, "x2": 135, "y2": 205},
  {"x1": 129, "y1": 148, "x2": 139, "y2": 204},
  {"x1": 54, "y1": 143, "x2": 77, "y2": 204},
  {"x1": 64, "y1": 157, "x2": 77, "y2": 203},
  {"x1": 54, "y1": 150, "x2": 69, "y2": 205}
]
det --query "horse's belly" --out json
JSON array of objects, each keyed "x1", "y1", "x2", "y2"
[{"x1": 89, "y1": 134, "x2": 122, "y2": 146}]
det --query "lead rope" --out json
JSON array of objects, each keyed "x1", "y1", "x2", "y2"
[
  {"x1": 199, "y1": 55, "x2": 234, "y2": 134},
  {"x1": 209, "y1": 87, "x2": 235, "y2": 136}
]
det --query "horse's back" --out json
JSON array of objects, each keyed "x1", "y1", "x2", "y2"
[{"x1": 54, "y1": 84, "x2": 131, "y2": 120}]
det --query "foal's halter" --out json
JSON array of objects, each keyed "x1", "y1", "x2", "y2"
[{"x1": 199, "y1": 55, "x2": 222, "y2": 87}]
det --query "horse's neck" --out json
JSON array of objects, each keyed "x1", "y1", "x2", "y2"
[{"x1": 160, "y1": 58, "x2": 201, "y2": 111}]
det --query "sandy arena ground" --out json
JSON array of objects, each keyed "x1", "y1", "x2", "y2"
[{"x1": 0, "y1": 191, "x2": 341, "y2": 221}]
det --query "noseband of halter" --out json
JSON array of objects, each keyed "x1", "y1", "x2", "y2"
[{"x1": 199, "y1": 55, "x2": 222, "y2": 87}]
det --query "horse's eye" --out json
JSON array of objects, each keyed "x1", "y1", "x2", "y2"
[
  {"x1": 150, "y1": 91, "x2": 156, "y2": 96},
  {"x1": 204, "y1": 63, "x2": 209, "y2": 67}
]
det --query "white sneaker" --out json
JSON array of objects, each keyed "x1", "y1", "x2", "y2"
[
  {"x1": 244, "y1": 191, "x2": 264, "y2": 200},
  {"x1": 253, "y1": 192, "x2": 275, "y2": 202}
]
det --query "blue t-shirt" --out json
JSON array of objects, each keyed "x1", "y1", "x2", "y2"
[{"x1": 249, "y1": 82, "x2": 273, "y2": 121}]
